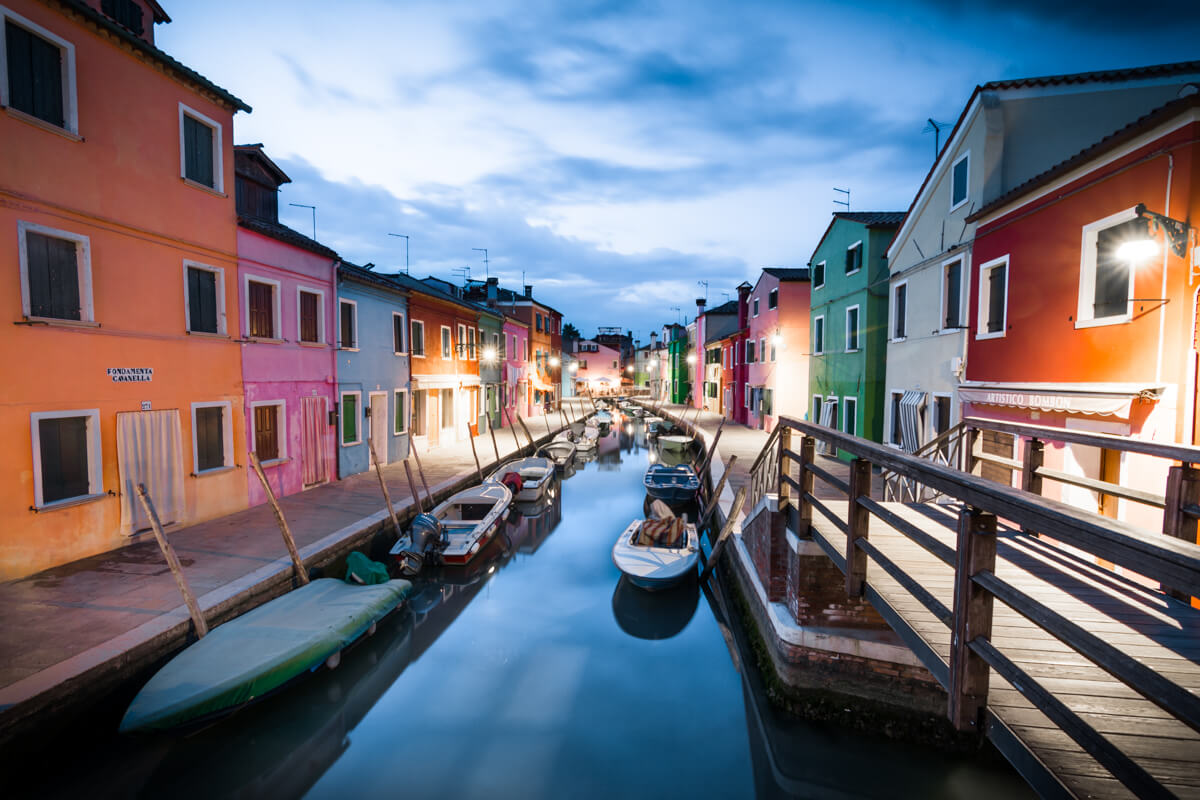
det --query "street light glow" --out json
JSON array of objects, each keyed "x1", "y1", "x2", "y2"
[
  {"x1": 686, "y1": 354, "x2": 697, "y2": 365},
  {"x1": 1116, "y1": 238, "x2": 1159, "y2": 264},
  {"x1": 549, "y1": 356, "x2": 560, "y2": 367},
  {"x1": 482, "y1": 346, "x2": 498, "y2": 363}
]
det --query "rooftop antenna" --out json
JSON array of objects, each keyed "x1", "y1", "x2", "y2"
[
  {"x1": 697, "y1": 280, "x2": 709, "y2": 301},
  {"x1": 388, "y1": 233, "x2": 410, "y2": 273},
  {"x1": 452, "y1": 266, "x2": 470, "y2": 287},
  {"x1": 671, "y1": 305, "x2": 682, "y2": 324},
  {"x1": 833, "y1": 188, "x2": 850, "y2": 212},
  {"x1": 289, "y1": 203, "x2": 316, "y2": 239},
  {"x1": 722, "y1": 290, "x2": 731, "y2": 302},
  {"x1": 472, "y1": 248, "x2": 489, "y2": 280},
  {"x1": 922, "y1": 119, "x2": 950, "y2": 161}
]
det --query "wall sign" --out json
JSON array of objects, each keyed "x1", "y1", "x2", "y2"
[
  {"x1": 107, "y1": 368, "x2": 153, "y2": 383},
  {"x1": 141, "y1": 401, "x2": 152, "y2": 411}
]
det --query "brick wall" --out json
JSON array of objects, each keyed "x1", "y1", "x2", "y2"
[
  {"x1": 742, "y1": 505, "x2": 788, "y2": 600},
  {"x1": 786, "y1": 545, "x2": 890, "y2": 629}
]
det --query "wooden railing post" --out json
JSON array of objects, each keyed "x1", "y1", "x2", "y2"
[
  {"x1": 949, "y1": 506, "x2": 997, "y2": 732},
  {"x1": 1163, "y1": 464, "x2": 1200, "y2": 602},
  {"x1": 845, "y1": 457, "x2": 871, "y2": 597},
  {"x1": 1020, "y1": 437, "x2": 1045, "y2": 537},
  {"x1": 775, "y1": 427, "x2": 792, "y2": 533},
  {"x1": 796, "y1": 435, "x2": 815, "y2": 538},
  {"x1": 965, "y1": 426, "x2": 982, "y2": 477}
]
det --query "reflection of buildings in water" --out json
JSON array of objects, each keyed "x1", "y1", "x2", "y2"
[{"x1": 597, "y1": 428, "x2": 622, "y2": 469}]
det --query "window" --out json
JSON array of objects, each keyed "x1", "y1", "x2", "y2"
[
  {"x1": 468, "y1": 327, "x2": 477, "y2": 359},
  {"x1": 101, "y1": 0, "x2": 145, "y2": 36},
  {"x1": 941, "y1": 258, "x2": 963, "y2": 329},
  {"x1": 843, "y1": 397, "x2": 857, "y2": 437},
  {"x1": 536, "y1": 313, "x2": 543, "y2": 332},
  {"x1": 441, "y1": 326, "x2": 452, "y2": 359},
  {"x1": 440, "y1": 388, "x2": 454, "y2": 428},
  {"x1": 1078, "y1": 209, "x2": 1143, "y2": 326},
  {"x1": 759, "y1": 337, "x2": 766, "y2": 363},
  {"x1": 753, "y1": 298, "x2": 760, "y2": 317},
  {"x1": 252, "y1": 402, "x2": 285, "y2": 462},
  {"x1": 18, "y1": 222, "x2": 91, "y2": 322},
  {"x1": 497, "y1": 332, "x2": 505, "y2": 359},
  {"x1": 339, "y1": 300, "x2": 357, "y2": 349},
  {"x1": 339, "y1": 392, "x2": 360, "y2": 446},
  {"x1": 813, "y1": 260, "x2": 825, "y2": 289},
  {"x1": 246, "y1": 277, "x2": 279, "y2": 339},
  {"x1": 770, "y1": 336, "x2": 776, "y2": 361},
  {"x1": 768, "y1": 288, "x2": 778, "y2": 310},
  {"x1": 891, "y1": 281, "x2": 907, "y2": 340},
  {"x1": 745, "y1": 340, "x2": 755, "y2": 363},
  {"x1": 411, "y1": 391, "x2": 427, "y2": 436},
  {"x1": 951, "y1": 151, "x2": 969, "y2": 211},
  {"x1": 31, "y1": 409, "x2": 100, "y2": 507},
  {"x1": 891, "y1": 392, "x2": 903, "y2": 445},
  {"x1": 762, "y1": 388, "x2": 773, "y2": 416},
  {"x1": 811, "y1": 395, "x2": 822, "y2": 424},
  {"x1": 392, "y1": 312, "x2": 405, "y2": 354},
  {"x1": 393, "y1": 390, "x2": 407, "y2": 435},
  {"x1": 813, "y1": 316, "x2": 825, "y2": 354},
  {"x1": 845, "y1": 241, "x2": 863, "y2": 274},
  {"x1": 191, "y1": 402, "x2": 232, "y2": 473},
  {"x1": 510, "y1": 334, "x2": 517, "y2": 358},
  {"x1": 298, "y1": 289, "x2": 322, "y2": 344},
  {"x1": 457, "y1": 324, "x2": 467, "y2": 358},
  {"x1": 2, "y1": 11, "x2": 77, "y2": 132},
  {"x1": 977, "y1": 256, "x2": 1008, "y2": 338},
  {"x1": 183, "y1": 262, "x2": 227, "y2": 335},
  {"x1": 411, "y1": 320, "x2": 425, "y2": 356},
  {"x1": 845, "y1": 305, "x2": 860, "y2": 351},
  {"x1": 179, "y1": 104, "x2": 223, "y2": 192}
]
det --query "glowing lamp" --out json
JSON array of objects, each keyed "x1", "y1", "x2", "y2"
[
  {"x1": 1115, "y1": 238, "x2": 1159, "y2": 264},
  {"x1": 568, "y1": 363, "x2": 578, "y2": 373},
  {"x1": 549, "y1": 357, "x2": 560, "y2": 367},
  {"x1": 1133, "y1": 203, "x2": 1192, "y2": 258},
  {"x1": 625, "y1": 366, "x2": 633, "y2": 373},
  {"x1": 686, "y1": 354, "x2": 697, "y2": 365},
  {"x1": 482, "y1": 346, "x2": 498, "y2": 363}
]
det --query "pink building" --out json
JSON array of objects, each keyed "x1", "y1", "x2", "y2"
[
  {"x1": 235, "y1": 146, "x2": 338, "y2": 504},
  {"x1": 573, "y1": 339, "x2": 623, "y2": 395},
  {"x1": 502, "y1": 316, "x2": 530, "y2": 423},
  {"x1": 746, "y1": 269, "x2": 812, "y2": 432}
]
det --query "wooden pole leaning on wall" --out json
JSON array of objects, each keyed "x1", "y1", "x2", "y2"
[
  {"x1": 136, "y1": 484, "x2": 209, "y2": 638},
  {"x1": 696, "y1": 419, "x2": 726, "y2": 477},
  {"x1": 700, "y1": 486, "x2": 747, "y2": 584},
  {"x1": 488, "y1": 416, "x2": 502, "y2": 466},
  {"x1": 403, "y1": 459, "x2": 425, "y2": 515},
  {"x1": 948, "y1": 506, "x2": 997, "y2": 732},
  {"x1": 796, "y1": 436, "x2": 816, "y2": 538},
  {"x1": 465, "y1": 421, "x2": 484, "y2": 484},
  {"x1": 844, "y1": 457, "x2": 872, "y2": 597},
  {"x1": 543, "y1": 411, "x2": 553, "y2": 438},
  {"x1": 249, "y1": 452, "x2": 310, "y2": 586},
  {"x1": 700, "y1": 454, "x2": 737, "y2": 527},
  {"x1": 409, "y1": 443, "x2": 434, "y2": 509},
  {"x1": 367, "y1": 439, "x2": 402, "y2": 537},
  {"x1": 515, "y1": 414, "x2": 537, "y2": 455},
  {"x1": 502, "y1": 406, "x2": 522, "y2": 456}
]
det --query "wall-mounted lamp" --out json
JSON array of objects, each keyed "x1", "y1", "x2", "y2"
[
  {"x1": 686, "y1": 354, "x2": 697, "y2": 365},
  {"x1": 1134, "y1": 203, "x2": 1193, "y2": 258},
  {"x1": 482, "y1": 346, "x2": 498, "y2": 363},
  {"x1": 549, "y1": 356, "x2": 560, "y2": 367}
]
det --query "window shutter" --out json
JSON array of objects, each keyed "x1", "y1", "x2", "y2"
[
  {"x1": 196, "y1": 407, "x2": 224, "y2": 470},
  {"x1": 987, "y1": 265, "x2": 1006, "y2": 333},
  {"x1": 26, "y1": 232, "x2": 80, "y2": 320},
  {"x1": 183, "y1": 116, "x2": 214, "y2": 188},
  {"x1": 1095, "y1": 220, "x2": 1138, "y2": 318},
  {"x1": 300, "y1": 292, "x2": 318, "y2": 342},
  {"x1": 945, "y1": 263, "x2": 961, "y2": 327},
  {"x1": 341, "y1": 396, "x2": 357, "y2": 443},
  {"x1": 254, "y1": 406, "x2": 278, "y2": 460},
  {"x1": 39, "y1": 417, "x2": 89, "y2": 502},
  {"x1": 393, "y1": 315, "x2": 404, "y2": 352},
  {"x1": 340, "y1": 304, "x2": 354, "y2": 348},
  {"x1": 249, "y1": 282, "x2": 273, "y2": 337},
  {"x1": 895, "y1": 285, "x2": 906, "y2": 338},
  {"x1": 6, "y1": 22, "x2": 64, "y2": 128},
  {"x1": 188, "y1": 267, "x2": 218, "y2": 333}
]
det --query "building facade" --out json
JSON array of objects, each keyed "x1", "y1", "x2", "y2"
[
  {"x1": 572, "y1": 338, "x2": 623, "y2": 395},
  {"x1": 746, "y1": 268, "x2": 813, "y2": 433},
  {"x1": 502, "y1": 316, "x2": 530, "y2": 425}
]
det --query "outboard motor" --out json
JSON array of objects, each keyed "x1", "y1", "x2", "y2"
[{"x1": 397, "y1": 512, "x2": 443, "y2": 576}]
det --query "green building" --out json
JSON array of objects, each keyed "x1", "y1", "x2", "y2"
[
  {"x1": 666, "y1": 323, "x2": 690, "y2": 404},
  {"x1": 807, "y1": 212, "x2": 904, "y2": 459}
]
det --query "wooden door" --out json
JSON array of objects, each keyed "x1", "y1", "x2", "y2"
[
  {"x1": 369, "y1": 392, "x2": 388, "y2": 465},
  {"x1": 301, "y1": 396, "x2": 328, "y2": 487}
]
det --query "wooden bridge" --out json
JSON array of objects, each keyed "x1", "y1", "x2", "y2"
[{"x1": 743, "y1": 416, "x2": 1200, "y2": 799}]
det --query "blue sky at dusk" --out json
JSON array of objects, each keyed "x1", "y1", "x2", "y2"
[{"x1": 159, "y1": 0, "x2": 1200, "y2": 342}]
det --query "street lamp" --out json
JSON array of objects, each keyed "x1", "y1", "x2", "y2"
[
  {"x1": 549, "y1": 356, "x2": 560, "y2": 367},
  {"x1": 482, "y1": 346, "x2": 498, "y2": 363},
  {"x1": 686, "y1": 354, "x2": 697, "y2": 365}
]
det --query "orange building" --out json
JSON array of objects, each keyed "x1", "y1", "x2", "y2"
[{"x1": 0, "y1": 0, "x2": 250, "y2": 578}]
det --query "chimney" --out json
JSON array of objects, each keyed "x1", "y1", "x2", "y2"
[
  {"x1": 486, "y1": 276, "x2": 498, "y2": 308},
  {"x1": 736, "y1": 282, "x2": 752, "y2": 329},
  {"x1": 524, "y1": 284, "x2": 533, "y2": 298},
  {"x1": 696, "y1": 297, "x2": 706, "y2": 316}
]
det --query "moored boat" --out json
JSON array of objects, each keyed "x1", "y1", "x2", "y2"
[
  {"x1": 611, "y1": 506, "x2": 699, "y2": 591},
  {"x1": 536, "y1": 439, "x2": 577, "y2": 467},
  {"x1": 643, "y1": 463, "x2": 701, "y2": 504},
  {"x1": 490, "y1": 456, "x2": 555, "y2": 502},
  {"x1": 390, "y1": 481, "x2": 513, "y2": 572}
]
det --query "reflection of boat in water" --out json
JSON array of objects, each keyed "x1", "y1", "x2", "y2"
[
  {"x1": 509, "y1": 484, "x2": 564, "y2": 555},
  {"x1": 611, "y1": 574, "x2": 699, "y2": 639},
  {"x1": 537, "y1": 439, "x2": 577, "y2": 467}
]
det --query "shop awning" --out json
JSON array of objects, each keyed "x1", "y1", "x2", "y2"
[
  {"x1": 411, "y1": 373, "x2": 480, "y2": 390},
  {"x1": 899, "y1": 390, "x2": 926, "y2": 454},
  {"x1": 531, "y1": 374, "x2": 555, "y2": 393},
  {"x1": 957, "y1": 382, "x2": 1164, "y2": 418}
]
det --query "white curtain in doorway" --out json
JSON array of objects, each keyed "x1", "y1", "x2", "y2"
[{"x1": 117, "y1": 409, "x2": 185, "y2": 535}]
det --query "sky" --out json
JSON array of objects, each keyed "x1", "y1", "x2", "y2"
[{"x1": 158, "y1": 0, "x2": 1200, "y2": 343}]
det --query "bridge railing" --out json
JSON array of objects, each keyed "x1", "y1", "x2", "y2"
[{"x1": 747, "y1": 415, "x2": 1200, "y2": 799}]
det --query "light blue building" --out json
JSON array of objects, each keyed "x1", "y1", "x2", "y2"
[{"x1": 335, "y1": 261, "x2": 411, "y2": 478}]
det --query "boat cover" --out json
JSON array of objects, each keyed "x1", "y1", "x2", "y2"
[{"x1": 120, "y1": 577, "x2": 412, "y2": 732}]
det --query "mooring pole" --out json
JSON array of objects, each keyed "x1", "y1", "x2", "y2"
[
  {"x1": 367, "y1": 439, "x2": 402, "y2": 536},
  {"x1": 700, "y1": 454, "x2": 737, "y2": 526},
  {"x1": 466, "y1": 421, "x2": 484, "y2": 483},
  {"x1": 403, "y1": 459, "x2": 425, "y2": 514},
  {"x1": 488, "y1": 416, "x2": 502, "y2": 466},
  {"x1": 409, "y1": 442, "x2": 434, "y2": 508},
  {"x1": 136, "y1": 484, "x2": 208, "y2": 638},
  {"x1": 249, "y1": 452, "x2": 310, "y2": 586},
  {"x1": 503, "y1": 406, "x2": 522, "y2": 455},
  {"x1": 700, "y1": 486, "x2": 747, "y2": 584}
]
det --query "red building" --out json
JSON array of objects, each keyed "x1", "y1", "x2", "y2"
[
  {"x1": 727, "y1": 282, "x2": 752, "y2": 424},
  {"x1": 964, "y1": 94, "x2": 1199, "y2": 531}
]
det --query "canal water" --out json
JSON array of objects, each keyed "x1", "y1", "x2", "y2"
[{"x1": 26, "y1": 416, "x2": 1033, "y2": 799}]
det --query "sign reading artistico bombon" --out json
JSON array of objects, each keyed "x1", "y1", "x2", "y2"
[{"x1": 107, "y1": 368, "x2": 153, "y2": 383}]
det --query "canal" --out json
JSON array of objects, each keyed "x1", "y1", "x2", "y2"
[{"x1": 23, "y1": 416, "x2": 1033, "y2": 798}]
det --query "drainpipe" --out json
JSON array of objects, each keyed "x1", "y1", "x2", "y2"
[{"x1": 1155, "y1": 154, "x2": 1175, "y2": 386}]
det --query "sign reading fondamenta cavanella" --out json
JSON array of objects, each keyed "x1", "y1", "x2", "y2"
[{"x1": 106, "y1": 368, "x2": 153, "y2": 383}]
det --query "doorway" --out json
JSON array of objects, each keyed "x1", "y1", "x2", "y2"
[
  {"x1": 369, "y1": 392, "x2": 388, "y2": 466},
  {"x1": 301, "y1": 396, "x2": 329, "y2": 487},
  {"x1": 116, "y1": 409, "x2": 184, "y2": 535}
]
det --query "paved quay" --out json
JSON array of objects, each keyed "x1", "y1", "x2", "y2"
[{"x1": 0, "y1": 400, "x2": 592, "y2": 745}]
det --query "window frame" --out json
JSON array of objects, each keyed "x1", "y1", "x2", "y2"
[
  {"x1": 813, "y1": 315, "x2": 825, "y2": 355},
  {"x1": 339, "y1": 391, "x2": 361, "y2": 446},
  {"x1": 178, "y1": 102, "x2": 224, "y2": 193},
  {"x1": 813, "y1": 260, "x2": 826, "y2": 290},
  {"x1": 767, "y1": 288, "x2": 778, "y2": 310},
  {"x1": 441, "y1": 325, "x2": 453, "y2": 359},
  {"x1": 889, "y1": 391, "x2": 904, "y2": 447},
  {"x1": 890, "y1": 279, "x2": 908, "y2": 342},
  {"x1": 17, "y1": 221, "x2": 93, "y2": 323},
  {"x1": 337, "y1": 298, "x2": 358, "y2": 350},
  {"x1": 0, "y1": 8, "x2": 79, "y2": 134},
  {"x1": 1076, "y1": 207, "x2": 1140, "y2": 329},
  {"x1": 249, "y1": 399, "x2": 287, "y2": 464},
  {"x1": 295, "y1": 286, "x2": 325, "y2": 345},
  {"x1": 845, "y1": 240, "x2": 863, "y2": 276},
  {"x1": 939, "y1": 255, "x2": 967, "y2": 332},
  {"x1": 392, "y1": 311, "x2": 406, "y2": 355},
  {"x1": 190, "y1": 401, "x2": 234, "y2": 474},
  {"x1": 410, "y1": 319, "x2": 425, "y2": 357},
  {"x1": 845, "y1": 304, "x2": 861, "y2": 352},
  {"x1": 976, "y1": 255, "x2": 1009, "y2": 340},
  {"x1": 183, "y1": 260, "x2": 227, "y2": 336},
  {"x1": 950, "y1": 150, "x2": 970, "y2": 212},
  {"x1": 752, "y1": 297, "x2": 759, "y2": 317},
  {"x1": 843, "y1": 396, "x2": 857, "y2": 437},
  {"x1": 30, "y1": 408, "x2": 102, "y2": 509},
  {"x1": 244, "y1": 274, "x2": 281, "y2": 341}
]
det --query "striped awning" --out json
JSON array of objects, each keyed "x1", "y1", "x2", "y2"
[{"x1": 899, "y1": 390, "x2": 926, "y2": 454}]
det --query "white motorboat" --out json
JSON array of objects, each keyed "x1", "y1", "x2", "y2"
[
  {"x1": 658, "y1": 434, "x2": 694, "y2": 452},
  {"x1": 389, "y1": 481, "x2": 512, "y2": 572},
  {"x1": 612, "y1": 503, "x2": 699, "y2": 591},
  {"x1": 592, "y1": 410, "x2": 613, "y2": 425},
  {"x1": 536, "y1": 439, "x2": 577, "y2": 466},
  {"x1": 490, "y1": 456, "x2": 556, "y2": 502}
]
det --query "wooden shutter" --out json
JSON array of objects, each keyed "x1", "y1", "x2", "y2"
[
  {"x1": 895, "y1": 284, "x2": 906, "y2": 338},
  {"x1": 6, "y1": 22, "x2": 64, "y2": 128},
  {"x1": 393, "y1": 315, "x2": 404, "y2": 352},
  {"x1": 26, "y1": 231, "x2": 80, "y2": 320},
  {"x1": 411, "y1": 321, "x2": 423, "y2": 355},
  {"x1": 394, "y1": 392, "x2": 405, "y2": 433},
  {"x1": 340, "y1": 302, "x2": 354, "y2": 348},
  {"x1": 944, "y1": 262, "x2": 961, "y2": 327},
  {"x1": 341, "y1": 395, "x2": 357, "y2": 443},
  {"x1": 183, "y1": 115, "x2": 214, "y2": 187},
  {"x1": 254, "y1": 405, "x2": 278, "y2": 461},
  {"x1": 249, "y1": 281, "x2": 273, "y2": 338},
  {"x1": 39, "y1": 417, "x2": 89, "y2": 502},
  {"x1": 195, "y1": 406, "x2": 224, "y2": 470},
  {"x1": 187, "y1": 267, "x2": 218, "y2": 333},
  {"x1": 300, "y1": 292, "x2": 318, "y2": 342},
  {"x1": 1095, "y1": 220, "x2": 1137, "y2": 318},
  {"x1": 987, "y1": 265, "x2": 1006, "y2": 332}
]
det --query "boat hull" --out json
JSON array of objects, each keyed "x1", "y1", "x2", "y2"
[{"x1": 612, "y1": 520, "x2": 699, "y2": 591}]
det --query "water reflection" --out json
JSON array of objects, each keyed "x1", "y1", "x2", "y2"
[{"x1": 611, "y1": 574, "x2": 699, "y2": 640}]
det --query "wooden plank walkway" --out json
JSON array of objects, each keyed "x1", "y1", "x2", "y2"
[{"x1": 807, "y1": 499, "x2": 1200, "y2": 799}]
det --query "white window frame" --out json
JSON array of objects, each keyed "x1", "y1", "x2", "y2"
[
  {"x1": 190, "y1": 401, "x2": 234, "y2": 474},
  {"x1": 752, "y1": 297, "x2": 760, "y2": 317},
  {"x1": 950, "y1": 150, "x2": 970, "y2": 212},
  {"x1": 392, "y1": 311, "x2": 406, "y2": 355},
  {"x1": 845, "y1": 304, "x2": 861, "y2": 352},
  {"x1": 250, "y1": 399, "x2": 287, "y2": 463},
  {"x1": 889, "y1": 389, "x2": 904, "y2": 447},
  {"x1": 0, "y1": 7, "x2": 79, "y2": 134},
  {"x1": 890, "y1": 279, "x2": 908, "y2": 342},
  {"x1": 339, "y1": 391, "x2": 361, "y2": 446},
  {"x1": 182, "y1": 260, "x2": 227, "y2": 336},
  {"x1": 768, "y1": 287, "x2": 779, "y2": 310},
  {"x1": 939, "y1": 255, "x2": 968, "y2": 333},
  {"x1": 468, "y1": 326, "x2": 477, "y2": 360},
  {"x1": 758, "y1": 337, "x2": 766, "y2": 363},
  {"x1": 30, "y1": 408, "x2": 102, "y2": 509},
  {"x1": 845, "y1": 240, "x2": 863, "y2": 275},
  {"x1": 976, "y1": 255, "x2": 1009, "y2": 340},
  {"x1": 411, "y1": 319, "x2": 425, "y2": 357},
  {"x1": 843, "y1": 396, "x2": 857, "y2": 437},
  {"x1": 338, "y1": 298, "x2": 358, "y2": 350},
  {"x1": 295, "y1": 286, "x2": 325, "y2": 345},
  {"x1": 813, "y1": 315, "x2": 825, "y2": 355},
  {"x1": 457, "y1": 323, "x2": 467, "y2": 360},
  {"x1": 243, "y1": 274, "x2": 281, "y2": 340},
  {"x1": 1076, "y1": 207, "x2": 1140, "y2": 329},
  {"x1": 17, "y1": 221, "x2": 94, "y2": 323},
  {"x1": 932, "y1": 391, "x2": 954, "y2": 441},
  {"x1": 441, "y1": 325, "x2": 454, "y2": 359},
  {"x1": 813, "y1": 260, "x2": 826, "y2": 290},
  {"x1": 745, "y1": 340, "x2": 754, "y2": 364},
  {"x1": 178, "y1": 102, "x2": 224, "y2": 193}
]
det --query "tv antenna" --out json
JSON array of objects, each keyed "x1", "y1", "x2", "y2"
[
  {"x1": 472, "y1": 247, "x2": 489, "y2": 279},
  {"x1": 833, "y1": 188, "x2": 850, "y2": 212},
  {"x1": 697, "y1": 280, "x2": 709, "y2": 301},
  {"x1": 288, "y1": 203, "x2": 316, "y2": 239},
  {"x1": 452, "y1": 266, "x2": 471, "y2": 283},
  {"x1": 388, "y1": 233, "x2": 409, "y2": 273},
  {"x1": 922, "y1": 119, "x2": 950, "y2": 161},
  {"x1": 670, "y1": 305, "x2": 682, "y2": 324}
]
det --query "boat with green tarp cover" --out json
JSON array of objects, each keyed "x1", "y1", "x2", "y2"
[{"x1": 120, "y1": 577, "x2": 412, "y2": 732}]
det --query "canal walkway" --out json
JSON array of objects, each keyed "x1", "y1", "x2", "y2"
[{"x1": 0, "y1": 401, "x2": 590, "y2": 746}]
